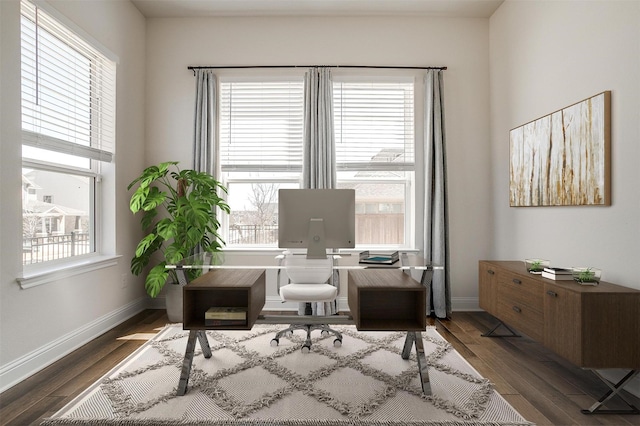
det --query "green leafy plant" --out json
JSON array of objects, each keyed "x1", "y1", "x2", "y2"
[
  {"x1": 574, "y1": 268, "x2": 596, "y2": 283},
  {"x1": 528, "y1": 260, "x2": 543, "y2": 272},
  {"x1": 128, "y1": 162, "x2": 230, "y2": 297}
]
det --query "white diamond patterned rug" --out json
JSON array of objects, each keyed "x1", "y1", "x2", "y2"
[{"x1": 41, "y1": 324, "x2": 533, "y2": 425}]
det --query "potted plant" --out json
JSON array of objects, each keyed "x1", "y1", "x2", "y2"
[
  {"x1": 128, "y1": 162, "x2": 230, "y2": 319},
  {"x1": 524, "y1": 258, "x2": 549, "y2": 274},
  {"x1": 572, "y1": 267, "x2": 601, "y2": 286}
]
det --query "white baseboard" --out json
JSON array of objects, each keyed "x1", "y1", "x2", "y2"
[
  {"x1": 0, "y1": 297, "x2": 149, "y2": 393},
  {"x1": 451, "y1": 297, "x2": 481, "y2": 312}
]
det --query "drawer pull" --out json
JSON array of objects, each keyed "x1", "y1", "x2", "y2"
[
  {"x1": 487, "y1": 269, "x2": 495, "y2": 275},
  {"x1": 512, "y1": 306, "x2": 522, "y2": 313},
  {"x1": 546, "y1": 290, "x2": 558, "y2": 297},
  {"x1": 512, "y1": 278, "x2": 522, "y2": 285}
]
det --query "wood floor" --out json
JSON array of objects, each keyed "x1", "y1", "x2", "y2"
[{"x1": 1, "y1": 309, "x2": 638, "y2": 425}]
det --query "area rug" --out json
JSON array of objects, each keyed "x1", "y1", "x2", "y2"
[{"x1": 42, "y1": 324, "x2": 532, "y2": 425}]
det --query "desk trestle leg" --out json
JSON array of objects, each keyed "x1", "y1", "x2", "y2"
[
  {"x1": 177, "y1": 330, "x2": 211, "y2": 396},
  {"x1": 401, "y1": 331, "x2": 431, "y2": 396},
  {"x1": 581, "y1": 369, "x2": 640, "y2": 415},
  {"x1": 197, "y1": 330, "x2": 212, "y2": 358}
]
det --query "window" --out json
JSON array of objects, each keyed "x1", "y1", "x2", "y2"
[
  {"x1": 219, "y1": 79, "x2": 304, "y2": 246},
  {"x1": 20, "y1": 0, "x2": 116, "y2": 266},
  {"x1": 334, "y1": 80, "x2": 415, "y2": 247},
  {"x1": 219, "y1": 76, "x2": 415, "y2": 249}
]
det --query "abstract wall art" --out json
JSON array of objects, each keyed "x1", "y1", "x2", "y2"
[{"x1": 509, "y1": 91, "x2": 611, "y2": 207}]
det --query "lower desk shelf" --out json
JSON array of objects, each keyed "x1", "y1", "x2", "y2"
[
  {"x1": 348, "y1": 269, "x2": 427, "y2": 331},
  {"x1": 182, "y1": 269, "x2": 266, "y2": 330}
]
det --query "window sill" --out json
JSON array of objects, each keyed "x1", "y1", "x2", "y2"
[{"x1": 17, "y1": 255, "x2": 122, "y2": 289}]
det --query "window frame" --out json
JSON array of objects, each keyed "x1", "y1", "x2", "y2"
[
  {"x1": 217, "y1": 72, "x2": 420, "y2": 251},
  {"x1": 18, "y1": 0, "x2": 118, "y2": 285}
]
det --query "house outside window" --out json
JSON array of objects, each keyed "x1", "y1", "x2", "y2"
[
  {"x1": 219, "y1": 75, "x2": 415, "y2": 249},
  {"x1": 20, "y1": 0, "x2": 116, "y2": 266}
]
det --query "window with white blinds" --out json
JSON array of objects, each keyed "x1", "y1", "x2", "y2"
[
  {"x1": 219, "y1": 80, "x2": 304, "y2": 171},
  {"x1": 20, "y1": 0, "x2": 116, "y2": 164},
  {"x1": 333, "y1": 81, "x2": 414, "y2": 171},
  {"x1": 219, "y1": 76, "x2": 416, "y2": 248},
  {"x1": 20, "y1": 0, "x2": 116, "y2": 267}
]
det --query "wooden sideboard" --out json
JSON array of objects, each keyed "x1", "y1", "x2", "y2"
[{"x1": 479, "y1": 260, "x2": 640, "y2": 369}]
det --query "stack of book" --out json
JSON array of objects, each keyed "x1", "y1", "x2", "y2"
[
  {"x1": 204, "y1": 307, "x2": 247, "y2": 326},
  {"x1": 541, "y1": 267, "x2": 573, "y2": 281}
]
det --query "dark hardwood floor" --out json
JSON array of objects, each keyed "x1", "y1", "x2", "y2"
[{"x1": 1, "y1": 309, "x2": 638, "y2": 425}]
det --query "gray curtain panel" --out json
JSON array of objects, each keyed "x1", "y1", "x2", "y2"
[
  {"x1": 193, "y1": 69, "x2": 217, "y2": 176},
  {"x1": 303, "y1": 67, "x2": 336, "y2": 189},
  {"x1": 302, "y1": 67, "x2": 338, "y2": 315},
  {"x1": 423, "y1": 69, "x2": 451, "y2": 319}
]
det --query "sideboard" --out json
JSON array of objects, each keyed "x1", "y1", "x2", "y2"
[{"x1": 479, "y1": 260, "x2": 640, "y2": 415}]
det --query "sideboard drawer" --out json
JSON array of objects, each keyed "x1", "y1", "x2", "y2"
[
  {"x1": 496, "y1": 296, "x2": 544, "y2": 341},
  {"x1": 497, "y1": 274, "x2": 543, "y2": 313}
]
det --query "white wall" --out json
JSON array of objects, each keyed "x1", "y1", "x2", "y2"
[
  {"x1": 145, "y1": 14, "x2": 493, "y2": 311},
  {"x1": 0, "y1": 0, "x2": 147, "y2": 391},
  {"x1": 490, "y1": 0, "x2": 640, "y2": 288}
]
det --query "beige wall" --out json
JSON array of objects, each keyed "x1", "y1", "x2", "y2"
[
  {"x1": 145, "y1": 14, "x2": 493, "y2": 311},
  {"x1": 0, "y1": 0, "x2": 147, "y2": 390},
  {"x1": 490, "y1": 0, "x2": 640, "y2": 288},
  {"x1": 489, "y1": 0, "x2": 640, "y2": 396}
]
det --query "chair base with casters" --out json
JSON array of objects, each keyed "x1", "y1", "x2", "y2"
[
  {"x1": 272, "y1": 282, "x2": 341, "y2": 352},
  {"x1": 270, "y1": 323, "x2": 342, "y2": 353}
]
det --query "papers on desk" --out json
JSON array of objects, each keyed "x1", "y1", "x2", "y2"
[{"x1": 359, "y1": 251, "x2": 399, "y2": 265}]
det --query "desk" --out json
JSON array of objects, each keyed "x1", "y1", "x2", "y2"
[{"x1": 174, "y1": 253, "x2": 439, "y2": 397}]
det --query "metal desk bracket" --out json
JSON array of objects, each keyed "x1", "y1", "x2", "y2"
[
  {"x1": 481, "y1": 320, "x2": 521, "y2": 338},
  {"x1": 402, "y1": 331, "x2": 431, "y2": 395},
  {"x1": 581, "y1": 369, "x2": 640, "y2": 415},
  {"x1": 177, "y1": 330, "x2": 212, "y2": 396}
]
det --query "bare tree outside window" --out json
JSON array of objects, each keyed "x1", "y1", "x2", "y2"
[
  {"x1": 248, "y1": 183, "x2": 279, "y2": 226},
  {"x1": 229, "y1": 183, "x2": 280, "y2": 245}
]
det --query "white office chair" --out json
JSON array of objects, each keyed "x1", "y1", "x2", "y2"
[{"x1": 270, "y1": 252, "x2": 343, "y2": 352}]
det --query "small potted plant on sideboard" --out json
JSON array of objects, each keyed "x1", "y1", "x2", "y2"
[
  {"x1": 524, "y1": 258, "x2": 549, "y2": 274},
  {"x1": 572, "y1": 267, "x2": 601, "y2": 286}
]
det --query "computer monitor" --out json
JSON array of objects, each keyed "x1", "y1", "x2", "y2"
[{"x1": 278, "y1": 188, "x2": 356, "y2": 258}]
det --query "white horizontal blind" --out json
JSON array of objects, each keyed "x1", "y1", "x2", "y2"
[
  {"x1": 20, "y1": 0, "x2": 116, "y2": 163},
  {"x1": 334, "y1": 81, "x2": 414, "y2": 171},
  {"x1": 219, "y1": 80, "x2": 304, "y2": 171}
]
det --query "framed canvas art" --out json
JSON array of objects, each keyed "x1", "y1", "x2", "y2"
[{"x1": 509, "y1": 91, "x2": 611, "y2": 207}]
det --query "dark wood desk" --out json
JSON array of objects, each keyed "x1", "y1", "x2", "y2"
[{"x1": 177, "y1": 266, "x2": 433, "y2": 396}]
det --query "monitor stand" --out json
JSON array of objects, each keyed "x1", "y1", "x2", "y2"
[{"x1": 306, "y1": 218, "x2": 327, "y2": 259}]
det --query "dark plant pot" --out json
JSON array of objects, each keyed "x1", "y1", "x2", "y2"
[{"x1": 165, "y1": 282, "x2": 184, "y2": 323}]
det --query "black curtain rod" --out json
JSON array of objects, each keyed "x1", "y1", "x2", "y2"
[{"x1": 188, "y1": 65, "x2": 446, "y2": 74}]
